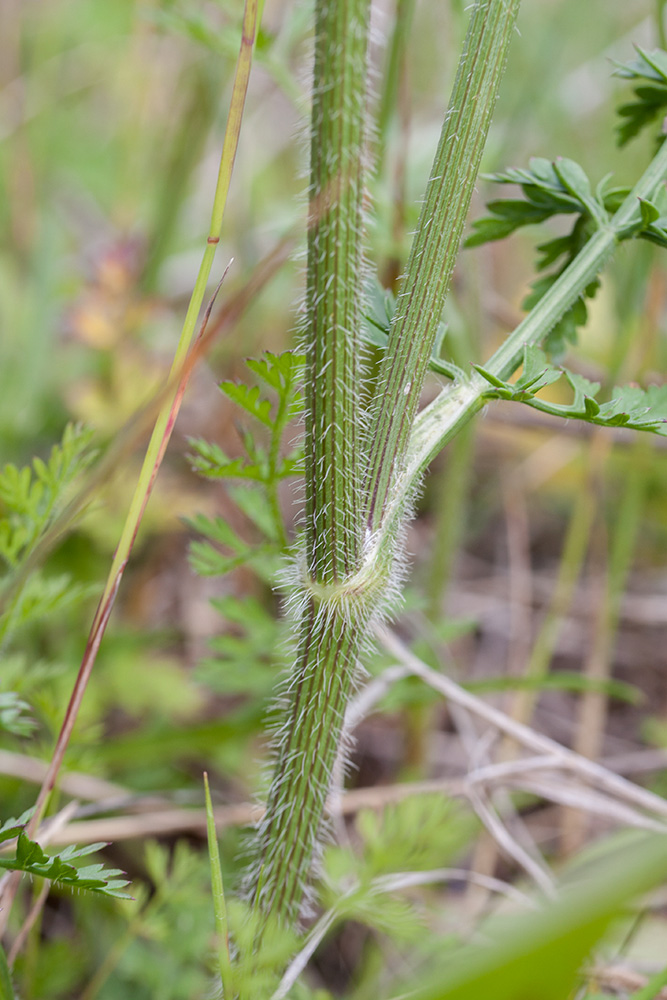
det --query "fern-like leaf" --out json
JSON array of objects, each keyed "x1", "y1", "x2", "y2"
[
  {"x1": 466, "y1": 154, "x2": 667, "y2": 357},
  {"x1": 0, "y1": 692, "x2": 36, "y2": 736},
  {"x1": 475, "y1": 345, "x2": 667, "y2": 436},
  {"x1": 0, "y1": 424, "x2": 95, "y2": 570},
  {"x1": 0, "y1": 819, "x2": 131, "y2": 899},
  {"x1": 614, "y1": 46, "x2": 667, "y2": 146}
]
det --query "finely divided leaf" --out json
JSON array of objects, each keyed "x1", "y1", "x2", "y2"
[
  {"x1": 220, "y1": 382, "x2": 273, "y2": 427},
  {"x1": 475, "y1": 346, "x2": 667, "y2": 436},
  {"x1": 614, "y1": 46, "x2": 667, "y2": 146},
  {"x1": 465, "y1": 152, "x2": 667, "y2": 357},
  {"x1": 0, "y1": 827, "x2": 131, "y2": 899}
]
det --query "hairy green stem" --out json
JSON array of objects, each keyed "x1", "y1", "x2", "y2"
[
  {"x1": 252, "y1": 608, "x2": 364, "y2": 923},
  {"x1": 251, "y1": 0, "x2": 522, "y2": 932},
  {"x1": 364, "y1": 0, "x2": 520, "y2": 532},
  {"x1": 304, "y1": 0, "x2": 370, "y2": 582},
  {"x1": 251, "y1": 0, "x2": 372, "y2": 927},
  {"x1": 249, "y1": 0, "x2": 667, "y2": 940},
  {"x1": 393, "y1": 136, "x2": 667, "y2": 534}
]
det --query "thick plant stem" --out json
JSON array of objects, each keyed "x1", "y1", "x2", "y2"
[
  {"x1": 304, "y1": 0, "x2": 369, "y2": 582},
  {"x1": 252, "y1": 608, "x2": 363, "y2": 924},
  {"x1": 251, "y1": 0, "x2": 371, "y2": 926},
  {"x1": 364, "y1": 0, "x2": 520, "y2": 533},
  {"x1": 251, "y1": 0, "x2": 523, "y2": 931}
]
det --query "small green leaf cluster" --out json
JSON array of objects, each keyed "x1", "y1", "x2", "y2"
[
  {"x1": 467, "y1": 153, "x2": 667, "y2": 357},
  {"x1": 188, "y1": 350, "x2": 304, "y2": 577},
  {"x1": 222, "y1": 899, "x2": 300, "y2": 998},
  {"x1": 0, "y1": 424, "x2": 97, "y2": 742},
  {"x1": 467, "y1": 156, "x2": 613, "y2": 246},
  {"x1": 0, "y1": 423, "x2": 95, "y2": 570},
  {"x1": 0, "y1": 691, "x2": 36, "y2": 737},
  {"x1": 188, "y1": 351, "x2": 304, "y2": 487},
  {"x1": 475, "y1": 344, "x2": 667, "y2": 436},
  {"x1": 466, "y1": 158, "x2": 627, "y2": 357},
  {"x1": 320, "y1": 797, "x2": 475, "y2": 941},
  {"x1": 0, "y1": 812, "x2": 130, "y2": 899},
  {"x1": 188, "y1": 352, "x2": 304, "y2": 714},
  {"x1": 188, "y1": 487, "x2": 283, "y2": 582},
  {"x1": 614, "y1": 46, "x2": 667, "y2": 146},
  {"x1": 197, "y1": 594, "x2": 288, "y2": 704},
  {"x1": 0, "y1": 424, "x2": 97, "y2": 637},
  {"x1": 348, "y1": 797, "x2": 474, "y2": 883}
]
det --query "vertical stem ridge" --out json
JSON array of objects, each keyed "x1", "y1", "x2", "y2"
[
  {"x1": 364, "y1": 0, "x2": 520, "y2": 531},
  {"x1": 305, "y1": 0, "x2": 370, "y2": 582},
  {"x1": 251, "y1": 0, "x2": 372, "y2": 928},
  {"x1": 254, "y1": 610, "x2": 362, "y2": 924}
]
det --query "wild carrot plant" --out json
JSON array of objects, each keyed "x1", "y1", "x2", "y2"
[
  {"x1": 5, "y1": 1, "x2": 667, "y2": 996},
  {"x1": 237, "y1": 0, "x2": 667, "y2": 945}
]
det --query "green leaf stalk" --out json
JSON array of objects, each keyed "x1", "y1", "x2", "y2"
[{"x1": 250, "y1": 0, "x2": 521, "y2": 931}]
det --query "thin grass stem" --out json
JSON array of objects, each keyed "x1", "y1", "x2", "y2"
[
  {"x1": 13, "y1": 0, "x2": 260, "y2": 870},
  {"x1": 204, "y1": 773, "x2": 234, "y2": 1000}
]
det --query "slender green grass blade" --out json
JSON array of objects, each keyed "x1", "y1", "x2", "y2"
[
  {"x1": 204, "y1": 772, "x2": 234, "y2": 1000},
  {"x1": 22, "y1": 0, "x2": 261, "y2": 848},
  {"x1": 0, "y1": 943, "x2": 15, "y2": 1000},
  {"x1": 631, "y1": 965, "x2": 667, "y2": 1000},
  {"x1": 411, "y1": 836, "x2": 667, "y2": 1000}
]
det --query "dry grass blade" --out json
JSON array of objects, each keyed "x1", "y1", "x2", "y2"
[
  {"x1": 465, "y1": 783, "x2": 556, "y2": 896},
  {"x1": 43, "y1": 779, "x2": 467, "y2": 846},
  {"x1": 376, "y1": 626, "x2": 667, "y2": 823}
]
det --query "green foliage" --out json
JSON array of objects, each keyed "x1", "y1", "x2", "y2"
[
  {"x1": 0, "y1": 692, "x2": 36, "y2": 737},
  {"x1": 466, "y1": 55, "x2": 667, "y2": 357},
  {"x1": 631, "y1": 184, "x2": 667, "y2": 249},
  {"x1": 188, "y1": 353, "x2": 301, "y2": 734},
  {"x1": 224, "y1": 898, "x2": 300, "y2": 1000},
  {"x1": 197, "y1": 593, "x2": 287, "y2": 703},
  {"x1": 188, "y1": 510, "x2": 277, "y2": 578},
  {"x1": 85, "y1": 840, "x2": 218, "y2": 1000},
  {"x1": 410, "y1": 836, "x2": 667, "y2": 1000},
  {"x1": 318, "y1": 798, "x2": 475, "y2": 946},
  {"x1": 614, "y1": 47, "x2": 667, "y2": 146},
  {"x1": 468, "y1": 156, "x2": 614, "y2": 243},
  {"x1": 627, "y1": 965, "x2": 667, "y2": 999},
  {"x1": 363, "y1": 278, "x2": 460, "y2": 380},
  {"x1": 188, "y1": 351, "x2": 303, "y2": 593},
  {"x1": 466, "y1": 157, "x2": 628, "y2": 356},
  {"x1": 0, "y1": 423, "x2": 95, "y2": 571},
  {"x1": 475, "y1": 344, "x2": 667, "y2": 436},
  {"x1": 188, "y1": 351, "x2": 304, "y2": 486},
  {"x1": 0, "y1": 812, "x2": 130, "y2": 899},
  {"x1": 0, "y1": 423, "x2": 96, "y2": 655},
  {"x1": 331, "y1": 797, "x2": 474, "y2": 885}
]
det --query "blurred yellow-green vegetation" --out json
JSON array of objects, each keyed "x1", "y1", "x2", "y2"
[{"x1": 3, "y1": 0, "x2": 667, "y2": 996}]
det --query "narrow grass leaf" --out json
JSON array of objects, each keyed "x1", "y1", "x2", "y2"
[
  {"x1": 204, "y1": 772, "x2": 234, "y2": 1000},
  {"x1": 411, "y1": 836, "x2": 667, "y2": 1000},
  {"x1": 0, "y1": 943, "x2": 15, "y2": 1000}
]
